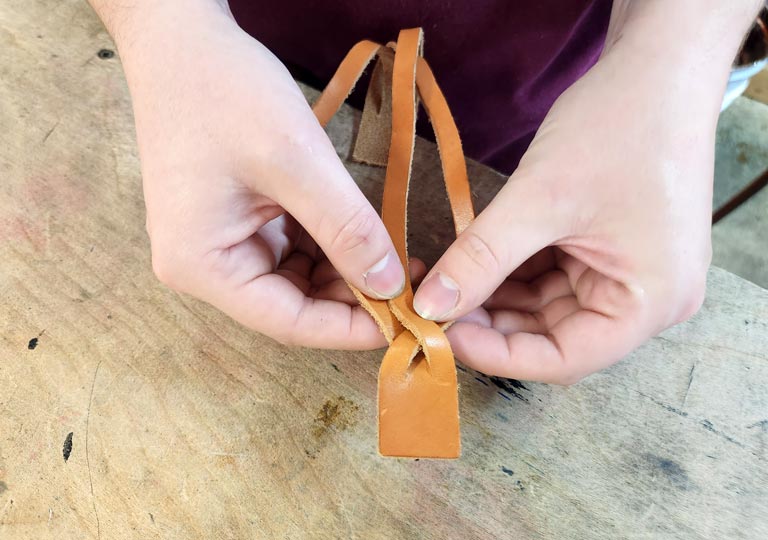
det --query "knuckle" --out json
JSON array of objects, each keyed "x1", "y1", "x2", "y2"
[
  {"x1": 676, "y1": 276, "x2": 707, "y2": 323},
  {"x1": 329, "y1": 204, "x2": 378, "y2": 256},
  {"x1": 458, "y1": 231, "x2": 503, "y2": 273},
  {"x1": 151, "y1": 251, "x2": 182, "y2": 290},
  {"x1": 266, "y1": 125, "x2": 328, "y2": 176},
  {"x1": 149, "y1": 238, "x2": 191, "y2": 291}
]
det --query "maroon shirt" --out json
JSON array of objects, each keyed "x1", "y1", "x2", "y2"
[{"x1": 230, "y1": 1, "x2": 611, "y2": 175}]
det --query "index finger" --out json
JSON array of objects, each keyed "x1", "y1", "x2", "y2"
[
  {"x1": 193, "y1": 234, "x2": 387, "y2": 350},
  {"x1": 447, "y1": 309, "x2": 649, "y2": 385}
]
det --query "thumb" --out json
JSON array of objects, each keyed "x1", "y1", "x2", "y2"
[
  {"x1": 266, "y1": 134, "x2": 405, "y2": 300},
  {"x1": 413, "y1": 178, "x2": 561, "y2": 321}
]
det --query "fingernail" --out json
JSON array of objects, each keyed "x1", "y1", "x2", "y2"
[
  {"x1": 413, "y1": 271, "x2": 460, "y2": 321},
  {"x1": 364, "y1": 251, "x2": 405, "y2": 299}
]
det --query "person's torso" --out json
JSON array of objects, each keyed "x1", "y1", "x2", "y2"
[{"x1": 230, "y1": 0, "x2": 612, "y2": 174}]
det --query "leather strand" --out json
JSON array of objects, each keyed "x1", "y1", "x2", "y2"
[
  {"x1": 415, "y1": 57, "x2": 475, "y2": 235},
  {"x1": 313, "y1": 40, "x2": 382, "y2": 128},
  {"x1": 311, "y1": 28, "x2": 471, "y2": 458}
]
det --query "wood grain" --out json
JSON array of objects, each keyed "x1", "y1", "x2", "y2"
[{"x1": 1, "y1": 1, "x2": 767, "y2": 539}]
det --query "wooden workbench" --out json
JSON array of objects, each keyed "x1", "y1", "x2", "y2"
[{"x1": 1, "y1": 1, "x2": 767, "y2": 538}]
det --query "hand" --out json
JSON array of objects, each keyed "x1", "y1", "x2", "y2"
[
  {"x1": 410, "y1": 9, "x2": 737, "y2": 383},
  {"x1": 114, "y1": 3, "x2": 407, "y2": 348}
]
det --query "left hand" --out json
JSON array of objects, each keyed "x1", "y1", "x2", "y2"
[{"x1": 411, "y1": 29, "x2": 724, "y2": 384}]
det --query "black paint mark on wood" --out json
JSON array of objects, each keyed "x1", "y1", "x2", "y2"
[
  {"x1": 149, "y1": 512, "x2": 155, "y2": 524},
  {"x1": 747, "y1": 419, "x2": 768, "y2": 431},
  {"x1": 489, "y1": 376, "x2": 529, "y2": 402},
  {"x1": 455, "y1": 364, "x2": 467, "y2": 372},
  {"x1": 27, "y1": 329, "x2": 45, "y2": 350},
  {"x1": 501, "y1": 466, "x2": 514, "y2": 477},
  {"x1": 474, "y1": 377, "x2": 488, "y2": 386},
  {"x1": 701, "y1": 420, "x2": 746, "y2": 448},
  {"x1": 330, "y1": 363, "x2": 340, "y2": 373},
  {"x1": 63, "y1": 432, "x2": 74, "y2": 462},
  {"x1": 97, "y1": 49, "x2": 114, "y2": 59}
]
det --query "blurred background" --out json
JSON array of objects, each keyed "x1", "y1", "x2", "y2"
[{"x1": 712, "y1": 6, "x2": 768, "y2": 288}]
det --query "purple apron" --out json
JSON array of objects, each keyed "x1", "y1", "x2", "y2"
[{"x1": 230, "y1": 1, "x2": 611, "y2": 174}]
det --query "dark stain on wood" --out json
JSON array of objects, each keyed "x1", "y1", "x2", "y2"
[
  {"x1": 312, "y1": 396, "x2": 359, "y2": 439},
  {"x1": 501, "y1": 466, "x2": 514, "y2": 477},
  {"x1": 646, "y1": 454, "x2": 694, "y2": 491},
  {"x1": 0, "y1": 481, "x2": 7, "y2": 494},
  {"x1": 63, "y1": 431, "x2": 74, "y2": 462}
]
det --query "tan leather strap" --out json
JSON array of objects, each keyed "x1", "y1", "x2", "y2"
[
  {"x1": 312, "y1": 28, "x2": 475, "y2": 459},
  {"x1": 415, "y1": 57, "x2": 474, "y2": 235},
  {"x1": 352, "y1": 47, "x2": 395, "y2": 167},
  {"x1": 312, "y1": 40, "x2": 382, "y2": 127}
]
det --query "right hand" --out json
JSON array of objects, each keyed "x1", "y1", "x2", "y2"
[{"x1": 114, "y1": 2, "x2": 407, "y2": 348}]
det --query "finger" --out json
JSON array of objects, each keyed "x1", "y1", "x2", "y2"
[
  {"x1": 258, "y1": 214, "x2": 302, "y2": 266},
  {"x1": 448, "y1": 309, "x2": 643, "y2": 384},
  {"x1": 310, "y1": 258, "x2": 343, "y2": 287},
  {"x1": 484, "y1": 270, "x2": 572, "y2": 312},
  {"x1": 488, "y1": 310, "x2": 543, "y2": 335},
  {"x1": 508, "y1": 248, "x2": 557, "y2": 282},
  {"x1": 413, "y1": 178, "x2": 562, "y2": 321},
  {"x1": 278, "y1": 251, "x2": 313, "y2": 277},
  {"x1": 313, "y1": 279, "x2": 359, "y2": 305},
  {"x1": 197, "y1": 235, "x2": 387, "y2": 349},
  {"x1": 310, "y1": 257, "x2": 426, "y2": 305},
  {"x1": 311, "y1": 256, "x2": 426, "y2": 288},
  {"x1": 408, "y1": 257, "x2": 428, "y2": 285},
  {"x1": 455, "y1": 307, "x2": 492, "y2": 327},
  {"x1": 461, "y1": 294, "x2": 578, "y2": 336},
  {"x1": 556, "y1": 251, "x2": 590, "y2": 292},
  {"x1": 258, "y1": 129, "x2": 405, "y2": 300},
  {"x1": 275, "y1": 252, "x2": 313, "y2": 295},
  {"x1": 536, "y1": 296, "x2": 580, "y2": 328}
]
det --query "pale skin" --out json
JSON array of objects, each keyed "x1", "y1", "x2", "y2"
[{"x1": 88, "y1": 0, "x2": 763, "y2": 383}]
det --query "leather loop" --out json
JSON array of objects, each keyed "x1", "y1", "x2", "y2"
[{"x1": 312, "y1": 28, "x2": 475, "y2": 459}]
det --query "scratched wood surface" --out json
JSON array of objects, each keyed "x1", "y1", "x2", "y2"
[{"x1": 1, "y1": 2, "x2": 768, "y2": 539}]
